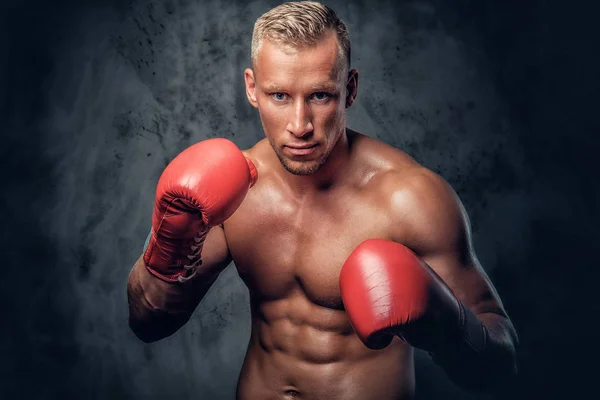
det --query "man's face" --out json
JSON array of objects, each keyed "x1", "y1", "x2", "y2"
[{"x1": 245, "y1": 31, "x2": 355, "y2": 176}]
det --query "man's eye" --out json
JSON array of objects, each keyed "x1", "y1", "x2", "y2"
[
  {"x1": 313, "y1": 92, "x2": 330, "y2": 101},
  {"x1": 272, "y1": 93, "x2": 287, "y2": 101}
]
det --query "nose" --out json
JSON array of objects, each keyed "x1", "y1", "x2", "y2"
[{"x1": 287, "y1": 99, "x2": 313, "y2": 138}]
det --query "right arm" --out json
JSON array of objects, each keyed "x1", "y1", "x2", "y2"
[
  {"x1": 127, "y1": 224, "x2": 231, "y2": 343},
  {"x1": 126, "y1": 138, "x2": 257, "y2": 343}
]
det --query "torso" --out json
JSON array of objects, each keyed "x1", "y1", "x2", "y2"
[{"x1": 223, "y1": 131, "x2": 421, "y2": 400}]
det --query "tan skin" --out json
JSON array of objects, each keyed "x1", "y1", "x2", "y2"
[{"x1": 128, "y1": 30, "x2": 518, "y2": 399}]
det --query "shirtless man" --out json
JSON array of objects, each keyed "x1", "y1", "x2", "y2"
[{"x1": 127, "y1": 2, "x2": 518, "y2": 399}]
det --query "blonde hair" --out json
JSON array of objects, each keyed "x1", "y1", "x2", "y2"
[{"x1": 251, "y1": 1, "x2": 351, "y2": 70}]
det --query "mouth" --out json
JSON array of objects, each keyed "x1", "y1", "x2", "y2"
[{"x1": 284, "y1": 143, "x2": 319, "y2": 156}]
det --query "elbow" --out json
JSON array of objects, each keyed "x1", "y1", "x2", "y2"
[
  {"x1": 127, "y1": 308, "x2": 191, "y2": 344},
  {"x1": 498, "y1": 344, "x2": 519, "y2": 388},
  {"x1": 126, "y1": 278, "x2": 173, "y2": 343},
  {"x1": 128, "y1": 314, "x2": 165, "y2": 343},
  {"x1": 128, "y1": 317, "x2": 163, "y2": 343},
  {"x1": 126, "y1": 269, "x2": 193, "y2": 344},
  {"x1": 470, "y1": 319, "x2": 520, "y2": 393},
  {"x1": 488, "y1": 328, "x2": 520, "y2": 391}
]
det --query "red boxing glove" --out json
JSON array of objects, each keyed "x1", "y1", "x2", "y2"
[
  {"x1": 143, "y1": 138, "x2": 257, "y2": 283},
  {"x1": 339, "y1": 239, "x2": 486, "y2": 354}
]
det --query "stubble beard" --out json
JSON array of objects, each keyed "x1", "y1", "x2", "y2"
[
  {"x1": 268, "y1": 136, "x2": 329, "y2": 176},
  {"x1": 278, "y1": 151, "x2": 326, "y2": 176}
]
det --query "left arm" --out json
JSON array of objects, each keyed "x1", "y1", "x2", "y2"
[
  {"x1": 340, "y1": 169, "x2": 518, "y2": 392},
  {"x1": 401, "y1": 170, "x2": 518, "y2": 391}
]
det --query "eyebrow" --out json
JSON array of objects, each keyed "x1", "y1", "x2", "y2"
[
  {"x1": 263, "y1": 83, "x2": 284, "y2": 92},
  {"x1": 310, "y1": 83, "x2": 338, "y2": 92}
]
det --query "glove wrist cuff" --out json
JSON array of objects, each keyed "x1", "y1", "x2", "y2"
[
  {"x1": 458, "y1": 302, "x2": 488, "y2": 353},
  {"x1": 145, "y1": 264, "x2": 197, "y2": 283},
  {"x1": 142, "y1": 229, "x2": 208, "y2": 284}
]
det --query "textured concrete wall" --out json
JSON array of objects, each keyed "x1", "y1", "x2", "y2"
[{"x1": 1, "y1": 0, "x2": 598, "y2": 399}]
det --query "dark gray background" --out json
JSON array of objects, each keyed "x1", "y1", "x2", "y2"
[{"x1": 1, "y1": 0, "x2": 598, "y2": 399}]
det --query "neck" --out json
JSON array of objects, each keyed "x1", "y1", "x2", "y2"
[{"x1": 280, "y1": 129, "x2": 352, "y2": 195}]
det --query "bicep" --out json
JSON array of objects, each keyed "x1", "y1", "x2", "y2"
[
  {"x1": 200, "y1": 224, "x2": 233, "y2": 277},
  {"x1": 390, "y1": 169, "x2": 508, "y2": 318}
]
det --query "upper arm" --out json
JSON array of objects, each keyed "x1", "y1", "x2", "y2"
[
  {"x1": 387, "y1": 169, "x2": 507, "y2": 318},
  {"x1": 200, "y1": 223, "x2": 233, "y2": 277}
]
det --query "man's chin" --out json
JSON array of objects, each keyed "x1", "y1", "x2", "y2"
[
  {"x1": 281, "y1": 159, "x2": 321, "y2": 176},
  {"x1": 274, "y1": 149, "x2": 324, "y2": 175}
]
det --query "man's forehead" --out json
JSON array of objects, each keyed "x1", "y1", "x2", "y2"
[
  {"x1": 256, "y1": 32, "x2": 343, "y2": 66},
  {"x1": 256, "y1": 62, "x2": 342, "y2": 89},
  {"x1": 254, "y1": 40, "x2": 345, "y2": 86}
]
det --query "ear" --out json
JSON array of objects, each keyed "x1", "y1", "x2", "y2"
[
  {"x1": 244, "y1": 68, "x2": 258, "y2": 108},
  {"x1": 345, "y1": 69, "x2": 359, "y2": 109}
]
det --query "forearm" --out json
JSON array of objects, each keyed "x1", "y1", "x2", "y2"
[
  {"x1": 127, "y1": 255, "x2": 218, "y2": 342},
  {"x1": 432, "y1": 310, "x2": 518, "y2": 392}
]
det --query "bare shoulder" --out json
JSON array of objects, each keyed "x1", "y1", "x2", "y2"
[
  {"x1": 379, "y1": 166, "x2": 461, "y2": 216},
  {"x1": 356, "y1": 134, "x2": 467, "y2": 255}
]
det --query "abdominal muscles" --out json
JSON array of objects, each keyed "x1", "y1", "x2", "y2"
[{"x1": 235, "y1": 290, "x2": 415, "y2": 400}]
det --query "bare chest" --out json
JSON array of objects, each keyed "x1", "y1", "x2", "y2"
[{"x1": 224, "y1": 184, "x2": 390, "y2": 309}]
